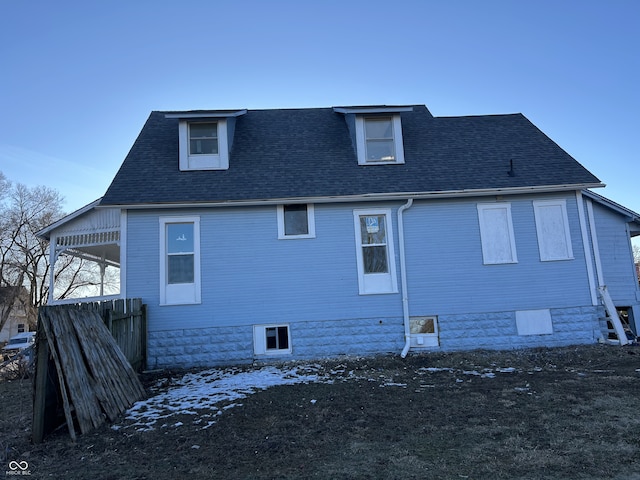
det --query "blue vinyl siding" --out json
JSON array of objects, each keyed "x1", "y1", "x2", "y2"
[
  {"x1": 126, "y1": 192, "x2": 610, "y2": 367},
  {"x1": 590, "y1": 202, "x2": 640, "y2": 305},
  {"x1": 404, "y1": 193, "x2": 591, "y2": 315},
  {"x1": 127, "y1": 204, "x2": 404, "y2": 334}
]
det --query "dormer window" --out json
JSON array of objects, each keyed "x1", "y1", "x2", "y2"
[
  {"x1": 179, "y1": 119, "x2": 228, "y2": 170},
  {"x1": 189, "y1": 123, "x2": 218, "y2": 155},
  {"x1": 363, "y1": 117, "x2": 396, "y2": 162},
  {"x1": 166, "y1": 110, "x2": 246, "y2": 171},
  {"x1": 333, "y1": 106, "x2": 410, "y2": 166},
  {"x1": 356, "y1": 115, "x2": 404, "y2": 164}
]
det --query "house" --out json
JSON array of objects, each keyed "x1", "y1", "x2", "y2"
[
  {"x1": 0, "y1": 287, "x2": 31, "y2": 344},
  {"x1": 37, "y1": 105, "x2": 640, "y2": 368}
]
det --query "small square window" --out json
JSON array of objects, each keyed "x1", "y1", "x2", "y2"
[
  {"x1": 17, "y1": 323, "x2": 25, "y2": 333},
  {"x1": 277, "y1": 204, "x2": 315, "y2": 239},
  {"x1": 254, "y1": 325, "x2": 292, "y2": 355}
]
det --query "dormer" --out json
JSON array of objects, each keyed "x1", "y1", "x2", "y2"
[
  {"x1": 165, "y1": 110, "x2": 247, "y2": 171},
  {"x1": 333, "y1": 106, "x2": 412, "y2": 165}
]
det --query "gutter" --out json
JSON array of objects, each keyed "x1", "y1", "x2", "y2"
[{"x1": 397, "y1": 199, "x2": 414, "y2": 358}]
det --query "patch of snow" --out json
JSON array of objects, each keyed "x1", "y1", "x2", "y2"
[
  {"x1": 496, "y1": 367, "x2": 516, "y2": 373},
  {"x1": 119, "y1": 365, "x2": 321, "y2": 431}
]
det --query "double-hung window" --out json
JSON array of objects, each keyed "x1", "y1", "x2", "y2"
[
  {"x1": 477, "y1": 203, "x2": 518, "y2": 264},
  {"x1": 160, "y1": 216, "x2": 201, "y2": 305},
  {"x1": 178, "y1": 120, "x2": 229, "y2": 170},
  {"x1": 189, "y1": 123, "x2": 218, "y2": 155},
  {"x1": 353, "y1": 209, "x2": 398, "y2": 294},
  {"x1": 355, "y1": 116, "x2": 405, "y2": 165},
  {"x1": 364, "y1": 117, "x2": 395, "y2": 161},
  {"x1": 277, "y1": 204, "x2": 315, "y2": 239},
  {"x1": 533, "y1": 200, "x2": 573, "y2": 261}
]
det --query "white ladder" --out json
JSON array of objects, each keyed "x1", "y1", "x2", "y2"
[{"x1": 599, "y1": 285, "x2": 629, "y2": 346}]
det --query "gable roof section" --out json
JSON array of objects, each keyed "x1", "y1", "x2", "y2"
[
  {"x1": 100, "y1": 105, "x2": 602, "y2": 207},
  {"x1": 583, "y1": 190, "x2": 640, "y2": 236}
]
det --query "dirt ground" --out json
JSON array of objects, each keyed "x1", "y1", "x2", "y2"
[{"x1": 2, "y1": 344, "x2": 640, "y2": 479}]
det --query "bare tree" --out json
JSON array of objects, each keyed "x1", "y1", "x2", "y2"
[{"x1": 0, "y1": 175, "x2": 103, "y2": 332}]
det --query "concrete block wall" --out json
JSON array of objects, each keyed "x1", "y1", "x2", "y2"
[
  {"x1": 437, "y1": 306, "x2": 602, "y2": 351},
  {"x1": 147, "y1": 306, "x2": 603, "y2": 369}
]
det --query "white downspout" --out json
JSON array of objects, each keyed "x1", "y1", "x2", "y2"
[{"x1": 398, "y1": 198, "x2": 414, "y2": 358}]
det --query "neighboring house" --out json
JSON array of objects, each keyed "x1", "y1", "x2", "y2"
[
  {"x1": 37, "y1": 105, "x2": 640, "y2": 368},
  {"x1": 0, "y1": 287, "x2": 30, "y2": 344}
]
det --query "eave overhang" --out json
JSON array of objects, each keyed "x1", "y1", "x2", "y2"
[
  {"x1": 164, "y1": 110, "x2": 247, "y2": 120},
  {"x1": 98, "y1": 183, "x2": 605, "y2": 210},
  {"x1": 333, "y1": 106, "x2": 414, "y2": 115}
]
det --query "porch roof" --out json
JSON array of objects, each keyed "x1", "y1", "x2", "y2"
[{"x1": 36, "y1": 199, "x2": 121, "y2": 265}]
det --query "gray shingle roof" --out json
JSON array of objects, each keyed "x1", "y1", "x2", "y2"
[{"x1": 100, "y1": 105, "x2": 601, "y2": 206}]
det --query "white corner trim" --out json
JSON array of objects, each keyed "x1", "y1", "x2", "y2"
[{"x1": 576, "y1": 191, "x2": 598, "y2": 306}]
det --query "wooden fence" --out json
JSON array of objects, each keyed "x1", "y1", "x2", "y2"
[
  {"x1": 33, "y1": 299, "x2": 147, "y2": 442},
  {"x1": 40, "y1": 298, "x2": 147, "y2": 372}
]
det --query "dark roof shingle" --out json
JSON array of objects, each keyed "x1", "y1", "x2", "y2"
[{"x1": 100, "y1": 105, "x2": 601, "y2": 206}]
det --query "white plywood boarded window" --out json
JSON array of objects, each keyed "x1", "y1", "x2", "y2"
[
  {"x1": 516, "y1": 309, "x2": 553, "y2": 335},
  {"x1": 477, "y1": 203, "x2": 518, "y2": 264},
  {"x1": 533, "y1": 200, "x2": 574, "y2": 261}
]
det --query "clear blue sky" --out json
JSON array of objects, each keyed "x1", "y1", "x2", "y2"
[{"x1": 1, "y1": 1, "x2": 638, "y2": 225}]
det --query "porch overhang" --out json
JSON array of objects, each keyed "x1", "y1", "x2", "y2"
[
  {"x1": 36, "y1": 198, "x2": 122, "y2": 303},
  {"x1": 37, "y1": 199, "x2": 121, "y2": 266}
]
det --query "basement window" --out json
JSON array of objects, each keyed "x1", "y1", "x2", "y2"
[
  {"x1": 409, "y1": 316, "x2": 440, "y2": 348},
  {"x1": 253, "y1": 325, "x2": 292, "y2": 355}
]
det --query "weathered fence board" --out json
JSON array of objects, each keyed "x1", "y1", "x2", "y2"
[
  {"x1": 32, "y1": 299, "x2": 147, "y2": 443},
  {"x1": 65, "y1": 298, "x2": 147, "y2": 371}
]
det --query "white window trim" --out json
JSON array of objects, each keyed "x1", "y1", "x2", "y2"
[
  {"x1": 253, "y1": 324, "x2": 292, "y2": 355},
  {"x1": 355, "y1": 115, "x2": 405, "y2": 165},
  {"x1": 477, "y1": 203, "x2": 518, "y2": 265},
  {"x1": 409, "y1": 316, "x2": 440, "y2": 348},
  {"x1": 178, "y1": 120, "x2": 229, "y2": 171},
  {"x1": 277, "y1": 204, "x2": 316, "y2": 239},
  {"x1": 159, "y1": 216, "x2": 201, "y2": 306},
  {"x1": 353, "y1": 208, "x2": 399, "y2": 295},
  {"x1": 533, "y1": 199, "x2": 574, "y2": 261}
]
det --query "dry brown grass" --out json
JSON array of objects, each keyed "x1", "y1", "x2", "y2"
[{"x1": 2, "y1": 344, "x2": 640, "y2": 479}]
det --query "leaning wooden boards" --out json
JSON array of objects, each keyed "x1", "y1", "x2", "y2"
[{"x1": 33, "y1": 305, "x2": 146, "y2": 442}]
